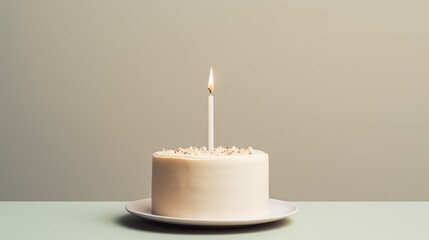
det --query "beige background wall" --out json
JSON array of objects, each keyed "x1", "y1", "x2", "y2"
[{"x1": 1, "y1": 0, "x2": 428, "y2": 200}]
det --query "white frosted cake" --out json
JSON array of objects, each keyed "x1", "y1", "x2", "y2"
[{"x1": 151, "y1": 146, "x2": 269, "y2": 219}]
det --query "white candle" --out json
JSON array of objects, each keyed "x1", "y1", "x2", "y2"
[{"x1": 208, "y1": 67, "x2": 214, "y2": 150}]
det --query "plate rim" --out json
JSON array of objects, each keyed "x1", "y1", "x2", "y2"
[{"x1": 125, "y1": 198, "x2": 298, "y2": 226}]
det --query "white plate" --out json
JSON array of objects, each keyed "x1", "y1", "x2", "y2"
[{"x1": 125, "y1": 198, "x2": 298, "y2": 226}]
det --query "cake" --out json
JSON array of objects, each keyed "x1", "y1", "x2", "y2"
[{"x1": 151, "y1": 146, "x2": 269, "y2": 219}]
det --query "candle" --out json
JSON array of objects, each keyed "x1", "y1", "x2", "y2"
[{"x1": 208, "y1": 67, "x2": 214, "y2": 150}]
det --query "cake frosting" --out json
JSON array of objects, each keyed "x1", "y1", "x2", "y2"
[{"x1": 151, "y1": 147, "x2": 269, "y2": 219}]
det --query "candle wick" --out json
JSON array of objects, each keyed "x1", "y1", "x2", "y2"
[{"x1": 208, "y1": 88, "x2": 212, "y2": 94}]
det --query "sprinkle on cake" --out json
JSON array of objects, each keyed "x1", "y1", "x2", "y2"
[{"x1": 161, "y1": 146, "x2": 254, "y2": 156}]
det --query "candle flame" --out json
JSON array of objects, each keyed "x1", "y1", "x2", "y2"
[{"x1": 208, "y1": 67, "x2": 214, "y2": 93}]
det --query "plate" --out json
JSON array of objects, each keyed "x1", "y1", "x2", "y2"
[{"x1": 125, "y1": 198, "x2": 298, "y2": 226}]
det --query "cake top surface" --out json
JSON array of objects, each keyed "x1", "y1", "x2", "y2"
[{"x1": 154, "y1": 146, "x2": 266, "y2": 158}]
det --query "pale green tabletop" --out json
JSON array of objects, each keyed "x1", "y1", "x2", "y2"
[{"x1": 0, "y1": 202, "x2": 428, "y2": 239}]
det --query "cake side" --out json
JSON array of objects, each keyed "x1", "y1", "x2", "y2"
[{"x1": 151, "y1": 149, "x2": 269, "y2": 219}]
